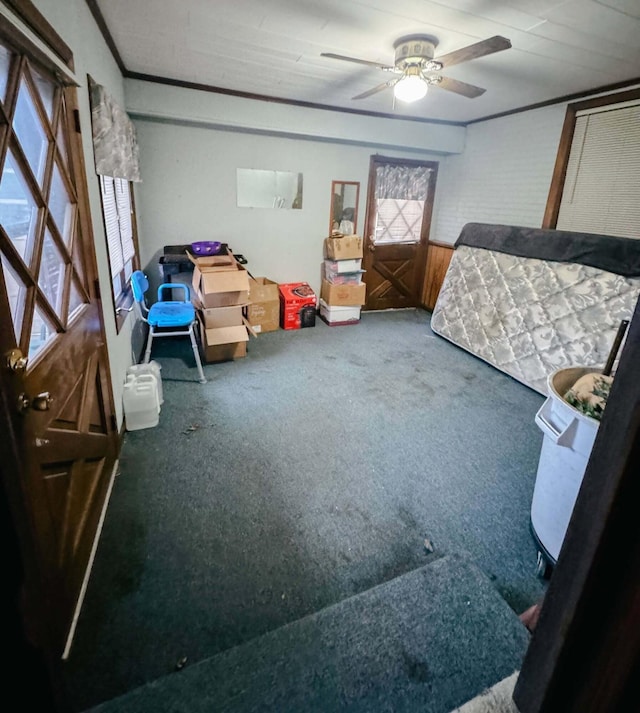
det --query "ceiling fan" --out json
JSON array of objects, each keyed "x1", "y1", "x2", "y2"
[{"x1": 321, "y1": 34, "x2": 511, "y2": 103}]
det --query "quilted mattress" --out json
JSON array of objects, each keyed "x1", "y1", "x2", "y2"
[{"x1": 431, "y1": 228, "x2": 640, "y2": 395}]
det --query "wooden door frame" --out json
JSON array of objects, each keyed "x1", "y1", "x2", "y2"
[
  {"x1": 362, "y1": 154, "x2": 439, "y2": 309},
  {"x1": 541, "y1": 87, "x2": 640, "y2": 230}
]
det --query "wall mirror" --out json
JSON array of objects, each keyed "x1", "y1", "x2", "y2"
[
  {"x1": 237, "y1": 169, "x2": 303, "y2": 209},
  {"x1": 330, "y1": 180, "x2": 360, "y2": 235}
]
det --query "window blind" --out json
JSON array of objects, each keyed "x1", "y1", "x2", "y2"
[
  {"x1": 557, "y1": 103, "x2": 640, "y2": 239},
  {"x1": 100, "y1": 175, "x2": 136, "y2": 301},
  {"x1": 114, "y1": 178, "x2": 135, "y2": 263},
  {"x1": 100, "y1": 175, "x2": 123, "y2": 275}
]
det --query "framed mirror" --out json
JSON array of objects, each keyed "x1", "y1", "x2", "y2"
[
  {"x1": 330, "y1": 180, "x2": 360, "y2": 235},
  {"x1": 237, "y1": 169, "x2": 303, "y2": 209}
]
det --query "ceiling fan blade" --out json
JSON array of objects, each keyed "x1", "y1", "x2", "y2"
[
  {"x1": 352, "y1": 79, "x2": 398, "y2": 100},
  {"x1": 321, "y1": 52, "x2": 395, "y2": 71},
  {"x1": 436, "y1": 76, "x2": 486, "y2": 98},
  {"x1": 435, "y1": 35, "x2": 511, "y2": 68}
]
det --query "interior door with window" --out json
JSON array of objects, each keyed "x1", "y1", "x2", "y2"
[
  {"x1": 0, "y1": 33, "x2": 118, "y2": 656},
  {"x1": 362, "y1": 156, "x2": 438, "y2": 310}
]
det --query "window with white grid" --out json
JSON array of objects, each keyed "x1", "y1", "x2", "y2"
[{"x1": 373, "y1": 198, "x2": 425, "y2": 244}]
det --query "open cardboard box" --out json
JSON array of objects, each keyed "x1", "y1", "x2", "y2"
[
  {"x1": 246, "y1": 277, "x2": 280, "y2": 333},
  {"x1": 186, "y1": 249, "x2": 235, "y2": 270},
  {"x1": 197, "y1": 313, "x2": 257, "y2": 363},
  {"x1": 199, "y1": 304, "x2": 246, "y2": 329},
  {"x1": 192, "y1": 261, "x2": 250, "y2": 308}
]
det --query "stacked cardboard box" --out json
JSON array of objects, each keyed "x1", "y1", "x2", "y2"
[
  {"x1": 319, "y1": 235, "x2": 366, "y2": 326},
  {"x1": 245, "y1": 277, "x2": 280, "y2": 333},
  {"x1": 188, "y1": 251, "x2": 252, "y2": 362}
]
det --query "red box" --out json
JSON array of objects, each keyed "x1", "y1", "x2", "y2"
[{"x1": 278, "y1": 282, "x2": 317, "y2": 330}]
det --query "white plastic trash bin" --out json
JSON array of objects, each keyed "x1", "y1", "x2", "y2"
[{"x1": 531, "y1": 367, "x2": 600, "y2": 566}]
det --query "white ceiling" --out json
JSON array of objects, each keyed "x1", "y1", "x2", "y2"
[{"x1": 96, "y1": 0, "x2": 640, "y2": 123}]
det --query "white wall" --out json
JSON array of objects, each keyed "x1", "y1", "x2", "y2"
[
  {"x1": 125, "y1": 79, "x2": 465, "y2": 156},
  {"x1": 133, "y1": 117, "x2": 446, "y2": 298},
  {"x1": 431, "y1": 104, "x2": 567, "y2": 244},
  {"x1": 32, "y1": 0, "x2": 135, "y2": 426},
  {"x1": 125, "y1": 78, "x2": 467, "y2": 297}
]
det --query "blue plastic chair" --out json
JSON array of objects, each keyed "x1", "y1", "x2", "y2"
[{"x1": 131, "y1": 271, "x2": 206, "y2": 384}]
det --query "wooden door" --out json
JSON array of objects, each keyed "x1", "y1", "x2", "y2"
[
  {"x1": 0, "y1": 30, "x2": 118, "y2": 657},
  {"x1": 362, "y1": 156, "x2": 438, "y2": 310}
]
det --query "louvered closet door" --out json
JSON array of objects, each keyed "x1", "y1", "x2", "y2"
[{"x1": 0, "y1": 35, "x2": 118, "y2": 655}]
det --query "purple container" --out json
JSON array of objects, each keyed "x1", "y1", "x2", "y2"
[{"x1": 191, "y1": 241, "x2": 222, "y2": 256}]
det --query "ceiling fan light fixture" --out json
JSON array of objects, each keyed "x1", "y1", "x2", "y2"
[{"x1": 393, "y1": 72, "x2": 428, "y2": 102}]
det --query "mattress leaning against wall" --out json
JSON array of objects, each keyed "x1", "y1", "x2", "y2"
[{"x1": 430, "y1": 223, "x2": 640, "y2": 395}]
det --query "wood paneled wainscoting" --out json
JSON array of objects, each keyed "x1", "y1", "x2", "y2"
[{"x1": 422, "y1": 241, "x2": 455, "y2": 310}]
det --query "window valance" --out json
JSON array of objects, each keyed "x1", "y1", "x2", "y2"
[
  {"x1": 374, "y1": 164, "x2": 431, "y2": 201},
  {"x1": 88, "y1": 76, "x2": 141, "y2": 182}
]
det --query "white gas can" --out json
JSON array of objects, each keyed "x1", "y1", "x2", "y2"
[
  {"x1": 123, "y1": 373, "x2": 160, "y2": 431},
  {"x1": 127, "y1": 361, "x2": 163, "y2": 405}
]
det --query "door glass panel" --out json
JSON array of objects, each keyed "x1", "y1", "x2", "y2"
[
  {"x1": 28, "y1": 304, "x2": 56, "y2": 358},
  {"x1": 49, "y1": 162, "x2": 74, "y2": 245},
  {"x1": 56, "y1": 122, "x2": 69, "y2": 172},
  {"x1": 38, "y1": 229, "x2": 67, "y2": 317},
  {"x1": 0, "y1": 149, "x2": 41, "y2": 267},
  {"x1": 13, "y1": 80, "x2": 49, "y2": 186},
  {"x1": 0, "y1": 253, "x2": 26, "y2": 342},
  {"x1": 373, "y1": 198, "x2": 424, "y2": 244},
  {"x1": 67, "y1": 277, "x2": 84, "y2": 319},
  {"x1": 31, "y1": 66, "x2": 55, "y2": 120},
  {"x1": 72, "y1": 235, "x2": 85, "y2": 285},
  {"x1": 0, "y1": 45, "x2": 12, "y2": 103}
]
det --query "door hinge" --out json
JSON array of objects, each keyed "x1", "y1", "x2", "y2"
[
  {"x1": 94, "y1": 278, "x2": 101, "y2": 300},
  {"x1": 73, "y1": 109, "x2": 81, "y2": 133},
  {"x1": 110, "y1": 414, "x2": 118, "y2": 432}
]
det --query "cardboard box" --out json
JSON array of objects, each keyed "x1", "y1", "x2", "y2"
[
  {"x1": 321, "y1": 261, "x2": 365, "y2": 286},
  {"x1": 198, "y1": 315, "x2": 249, "y2": 363},
  {"x1": 319, "y1": 298, "x2": 361, "y2": 326},
  {"x1": 192, "y1": 262, "x2": 250, "y2": 309},
  {"x1": 324, "y1": 235, "x2": 363, "y2": 260},
  {"x1": 186, "y1": 250, "x2": 235, "y2": 270},
  {"x1": 320, "y1": 279, "x2": 366, "y2": 307},
  {"x1": 278, "y1": 282, "x2": 317, "y2": 330},
  {"x1": 246, "y1": 277, "x2": 280, "y2": 333},
  {"x1": 200, "y1": 304, "x2": 245, "y2": 329},
  {"x1": 324, "y1": 258, "x2": 362, "y2": 274}
]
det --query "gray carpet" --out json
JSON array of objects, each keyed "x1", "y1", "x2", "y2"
[
  {"x1": 64, "y1": 309, "x2": 546, "y2": 711},
  {"x1": 90, "y1": 554, "x2": 530, "y2": 713}
]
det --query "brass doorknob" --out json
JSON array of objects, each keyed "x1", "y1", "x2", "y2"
[
  {"x1": 17, "y1": 391, "x2": 54, "y2": 414},
  {"x1": 5, "y1": 348, "x2": 28, "y2": 373}
]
